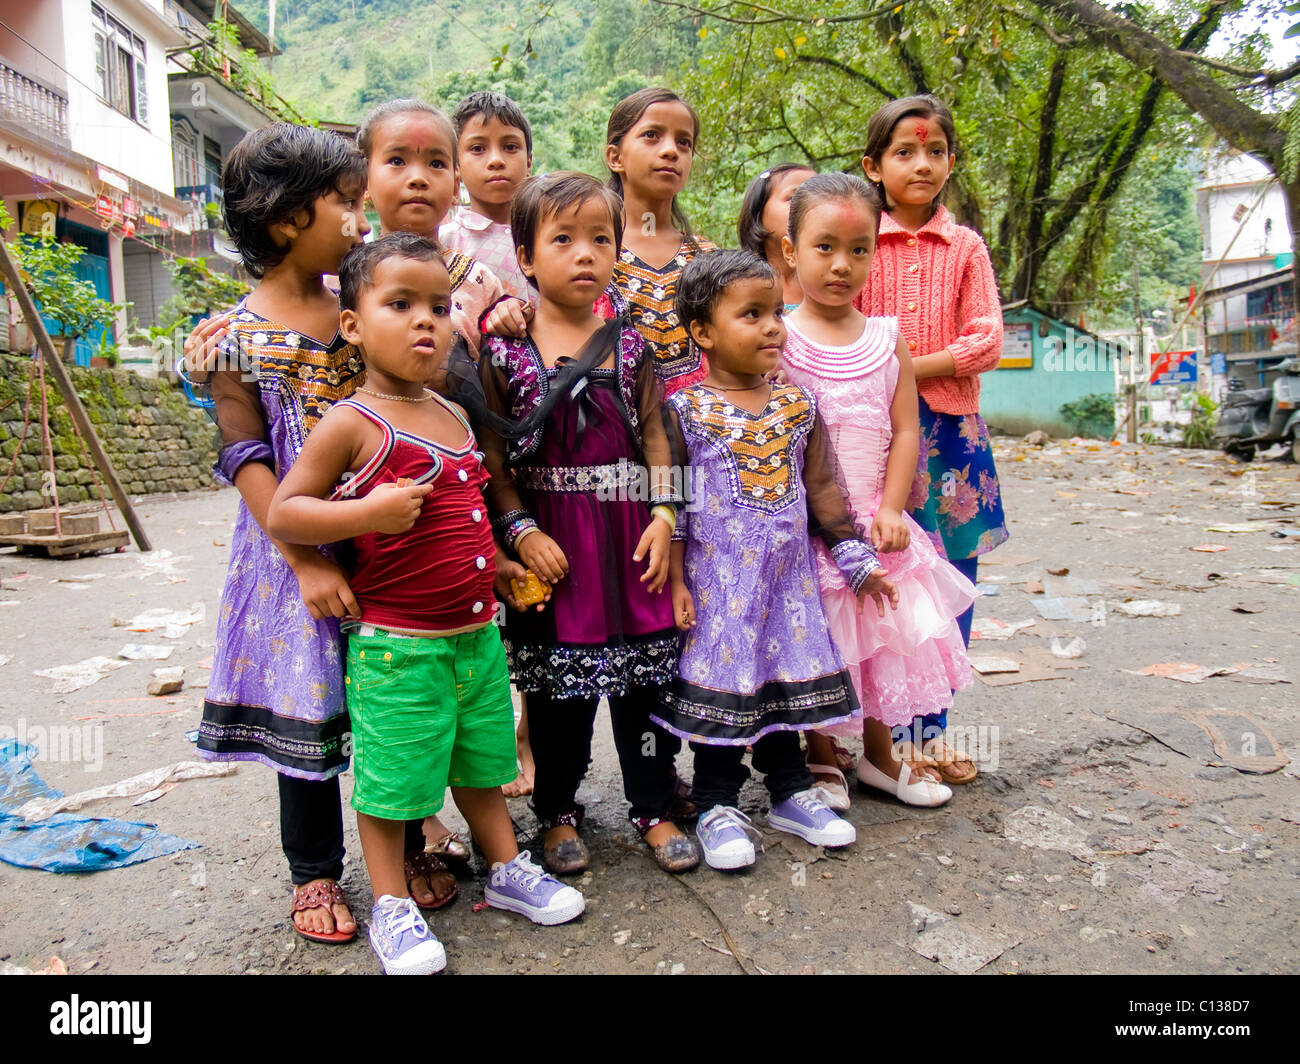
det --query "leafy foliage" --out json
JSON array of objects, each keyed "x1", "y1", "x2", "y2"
[
  {"x1": 1059, "y1": 392, "x2": 1117, "y2": 439},
  {"x1": 153, "y1": 257, "x2": 249, "y2": 343},
  {"x1": 1181, "y1": 392, "x2": 1218, "y2": 449},
  {"x1": 10, "y1": 235, "x2": 122, "y2": 341}
]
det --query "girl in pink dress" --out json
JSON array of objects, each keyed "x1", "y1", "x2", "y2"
[{"x1": 780, "y1": 173, "x2": 975, "y2": 808}]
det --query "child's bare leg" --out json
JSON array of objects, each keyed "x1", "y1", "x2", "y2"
[
  {"x1": 502, "y1": 695, "x2": 535, "y2": 798},
  {"x1": 357, "y1": 812, "x2": 409, "y2": 902},
  {"x1": 863, "y1": 717, "x2": 942, "y2": 784},
  {"x1": 450, "y1": 786, "x2": 517, "y2": 867},
  {"x1": 806, "y1": 730, "x2": 843, "y2": 785}
]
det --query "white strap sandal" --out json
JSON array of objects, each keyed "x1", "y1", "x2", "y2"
[
  {"x1": 807, "y1": 763, "x2": 851, "y2": 812},
  {"x1": 856, "y1": 756, "x2": 953, "y2": 808}
]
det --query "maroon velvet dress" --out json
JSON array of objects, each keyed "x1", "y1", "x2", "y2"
[{"x1": 478, "y1": 325, "x2": 678, "y2": 700}]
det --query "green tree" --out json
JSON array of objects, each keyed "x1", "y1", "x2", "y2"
[{"x1": 10, "y1": 235, "x2": 122, "y2": 362}]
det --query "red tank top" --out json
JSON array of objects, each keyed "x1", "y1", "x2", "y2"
[{"x1": 331, "y1": 398, "x2": 497, "y2": 632}]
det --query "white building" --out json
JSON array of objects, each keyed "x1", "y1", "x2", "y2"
[
  {"x1": 0, "y1": 0, "x2": 191, "y2": 362},
  {"x1": 1, "y1": 0, "x2": 291, "y2": 360},
  {"x1": 1196, "y1": 149, "x2": 1294, "y2": 387}
]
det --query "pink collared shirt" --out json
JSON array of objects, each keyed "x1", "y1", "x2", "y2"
[
  {"x1": 440, "y1": 206, "x2": 531, "y2": 301},
  {"x1": 854, "y1": 205, "x2": 1002, "y2": 416}
]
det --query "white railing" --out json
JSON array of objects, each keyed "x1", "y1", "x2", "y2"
[{"x1": 0, "y1": 59, "x2": 69, "y2": 143}]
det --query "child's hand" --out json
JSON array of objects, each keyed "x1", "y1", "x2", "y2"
[
  {"x1": 763, "y1": 366, "x2": 788, "y2": 386},
  {"x1": 871, "y1": 508, "x2": 910, "y2": 553},
  {"x1": 857, "y1": 568, "x2": 899, "y2": 618},
  {"x1": 494, "y1": 553, "x2": 550, "y2": 612},
  {"x1": 183, "y1": 310, "x2": 236, "y2": 374},
  {"x1": 483, "y1": 297, "x2": 532, "y2": 338},
  {"x1": 517, "y1": 531, "x2": 569, "y2": 584},
  {"x1": 672, "y1": 580, "x2": 695, "y2": 631},
  {"x1": 365, "y1": 480, "x2": 435, "y2": 534},
  {"x1": 634, "y1": 516, "x2": 671, "y2": 594},
  {"x1": 292, "y1": 555, "x2": 360, "y2": 620}
]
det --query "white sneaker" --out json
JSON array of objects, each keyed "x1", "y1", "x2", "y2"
[
  {"x1": 369, "y1": 895, "x2": 446, "y2": 975},
  {"x1": 696, "y1": 806, "x2": 761, "y2": 870}
]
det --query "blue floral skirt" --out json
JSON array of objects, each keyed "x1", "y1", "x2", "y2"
[{"x1": 906, "y1": 397, "x2": 1009, "y2": 562}]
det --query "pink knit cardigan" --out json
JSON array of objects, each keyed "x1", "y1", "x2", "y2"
[{"x1": 854, "y1": 205, "x2": 1002, "y2": 416}]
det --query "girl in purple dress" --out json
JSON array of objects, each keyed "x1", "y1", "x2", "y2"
[
  {"x1": 190, "y1": 124, "x2": 369, "y2": 943},
  {"x1": 467, "y1": 172, "x2": 699, "y2": 875},
  {"x1": 653, "y1": 250, "x2": 897, "y2": 872}
]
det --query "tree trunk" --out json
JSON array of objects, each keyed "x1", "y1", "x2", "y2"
[
  {"x1": 1028, "y1": 0, "x2": 1286, "y2": 166},
  {"x1": 1012, "y1": 56, "x2": 1067, "y2": 301},
  {"x1": 1281, "y1": 179, "x2": 1300, "y2": 350}
]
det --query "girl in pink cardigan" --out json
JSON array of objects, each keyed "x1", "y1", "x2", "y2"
[{"x1": 854, "y1": 95, "x2": 1009, "y2": 785}]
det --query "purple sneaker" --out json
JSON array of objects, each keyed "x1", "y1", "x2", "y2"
[
  {"x1": 768, "y1": 790, "x2": 857, "y2": 848},
  {"x1": 484, "y1": 851, "x2": 585, "y2": 925},
  {"x1": 369, "y1": 895, "x2": 446, "y2": 975},
  {"x1": 696, "y1": 806, "x2": 760, "y2": 870}
]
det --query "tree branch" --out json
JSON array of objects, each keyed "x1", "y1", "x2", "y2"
[
  {"x1": 794, "y1": 55, "x2": 897, "y2": 100},
  {"x1": 1012, "y1": 55, "x2": 1068, "y2": 301},
  {"x1": 1027, "y1": 0, "x2": 1286, "y2": 167},
  {"x1": 648, "y1": 0, "x2": 913, "y2": 28},
  {"x1": 1180, "y1": 52, "x2": 1300, "y2": 87}
]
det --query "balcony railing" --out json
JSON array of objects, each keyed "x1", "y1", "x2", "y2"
[{"x1": 0, "y1": 59, "x2": 69, "y2": 143}]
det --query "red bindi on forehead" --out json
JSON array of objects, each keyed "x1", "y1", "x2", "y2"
[
  {"x1": 914, "y1": 120, "x2": 931, "y2": 145},
  {"x1": 834, "y1": 201, "x2": 871, "y2": 230}
]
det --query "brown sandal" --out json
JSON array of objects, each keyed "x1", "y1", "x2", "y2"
[
  {"x1": 923, "y1": 739, "x2": 978, "y2": 784},
  {"x1": 290, "y1": 879, "x2": 356, "y2": 944},
  {"x1": 404, "y1": 850, "x2": 459, "y2": 910}
]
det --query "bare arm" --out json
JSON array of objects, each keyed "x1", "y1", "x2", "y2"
[{"x1": 269, "y1": 409, "x2": 432, "y2": 545}]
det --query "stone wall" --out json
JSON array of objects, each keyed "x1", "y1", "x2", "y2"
[{"x1": 0, "y1": 354, "x2": 218, "y2": 512}]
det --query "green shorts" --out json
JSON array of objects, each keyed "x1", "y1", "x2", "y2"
[{"x1": 345, "y1": 622, "x2": 517, "y2": 820}]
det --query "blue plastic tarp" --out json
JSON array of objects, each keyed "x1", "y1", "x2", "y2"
[{"x1": 0, "y1": 740, "x2": 199, "y2": 873}]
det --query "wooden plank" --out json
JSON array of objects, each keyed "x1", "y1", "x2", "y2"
[
  {"x1": 0, "y1": 529, "x2": 129, "y2": 557},
  {"x1": 0, "y1": 237, "x2": 151, "y2": 551}
]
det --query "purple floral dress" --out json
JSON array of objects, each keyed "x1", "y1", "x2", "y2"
[
  {"x1": 196, "y1": 305, "x2": 362, "y2": 780},
  {"x1": 652, "y1": 383, "x2": 880, "y2": 746}
]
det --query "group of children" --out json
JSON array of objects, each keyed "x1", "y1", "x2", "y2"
[{"x1": 188, "y1": 87, "x2": 1007, "y2": 975}]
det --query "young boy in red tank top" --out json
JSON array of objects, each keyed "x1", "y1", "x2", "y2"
[{"x1": 269, "y1": 233, "x2": 584, "y2": 975}]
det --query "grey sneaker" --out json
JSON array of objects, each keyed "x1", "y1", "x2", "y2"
[
  {"x1": 696, "y1": 805, "x2": 760, "y2": 870},
  {"x1": 369, "y1": 895, "x2": 446, "y2": 975},
  {"x1": 484, "y1": 851, "x2": 585, "y2": 926},
  {"x1": 768, "y1": 790, "x2": 857, "y2": 848}
]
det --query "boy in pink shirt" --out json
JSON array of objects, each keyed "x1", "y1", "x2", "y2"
[{"x1": 439, "y1": 92, "x2": 533, "y2": 300}]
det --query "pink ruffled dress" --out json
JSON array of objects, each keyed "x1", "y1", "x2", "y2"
[{"x1": 782, "y1": 317, "x2": 976, "y2": 730}]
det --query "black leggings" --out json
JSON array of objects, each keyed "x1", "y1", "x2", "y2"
[
  {"x1": 277, "y1": 772, "x2": 345, "y2": 885},
  {"x1": 529, "y1": 685, "x2": 676, "y2": 822},
  {"x1": 690, "y1": 731, "x2": 811, "y2": 811}
]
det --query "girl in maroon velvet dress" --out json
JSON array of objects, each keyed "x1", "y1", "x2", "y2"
[{"x1": 470, "y1": 172, "x2": 699, "y2": 876}]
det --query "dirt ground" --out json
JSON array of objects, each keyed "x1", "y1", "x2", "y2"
[{"x1": 1, "y1": 437, "x2": 1297, "y2": 975}]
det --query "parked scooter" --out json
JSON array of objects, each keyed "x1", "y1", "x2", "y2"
[{"x1": 1214, "y1": 357, "x2": 1300, "y2": 462}]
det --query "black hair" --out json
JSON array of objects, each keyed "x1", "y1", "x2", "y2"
[
  {"x1": 737, "y1": 163, "x2": 816, "y2": 257},
  {"x1": 451, "y1": 91, "x2": 533, "y2": 155},
  {"x1": 605, "y1": 86, "x2": 699, "y2": 249},
  {"x1": 675, "y1": 248, "x2": 777, "y2": 334},
  {"x1": 787, "y1": 172, "x2": 882, "y2": 245},
  {"x1": 338, "y1": 232, "x2": 448, "y2": 312},
  {"x1": 510, "y1": 171, "x2": 624, "y2": 285},
  {"x1": 220, "y1": 123, "x2": 366, "y2": 279},
  {"x1": 861, "y1": 95, "x2": 958, "y2": 214},
  {"x1": 357, "y1": 98, "x2": 458, "y2": 167}
]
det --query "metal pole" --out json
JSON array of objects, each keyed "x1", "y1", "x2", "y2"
[{"x1": 0, "y1": 237, "x2": 151, "y2": 551}]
